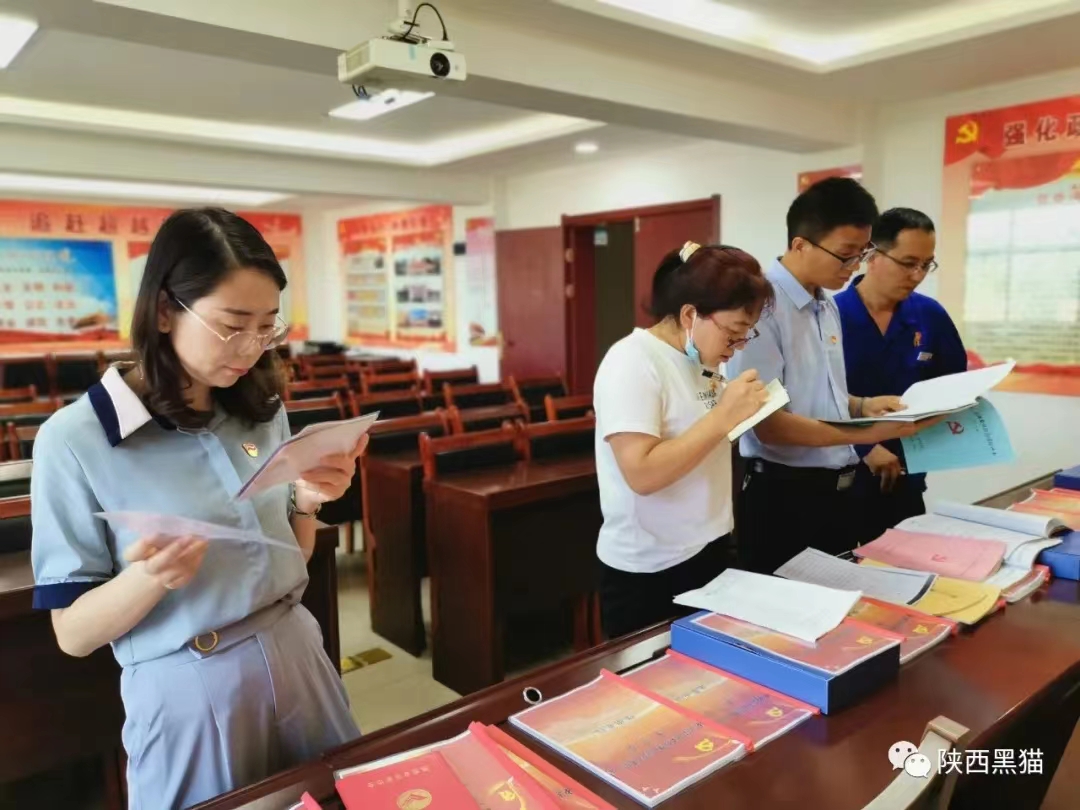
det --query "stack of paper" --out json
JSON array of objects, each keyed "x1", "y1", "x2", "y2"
[
  {"x1": 1008, "y1": 489, "x2": 1080, "y2": 531},
  {"x1": 832, "y1": 361, "x2": 1014, "y2": 425},
  {"x1": 776, "y1": 548, "x2": 935, "y2": 605},
  {"x1": 901, "y1": 503, "x2": 1064, "y2": 569},
  {"x1": 853, "y1": 529, "x2": 1006, "y2": 582},
  {"x1": 674, "y1": 568, "x2": 860, "y2": 642}
]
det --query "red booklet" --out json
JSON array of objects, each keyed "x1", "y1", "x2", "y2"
[
  {"x1": 336, "y1": 751, "x2": 481, "y2": 810},
  {"x1": 472, "y1": 724, "x2": 617, "y2": 810}
]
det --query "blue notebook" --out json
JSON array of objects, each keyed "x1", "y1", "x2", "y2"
[
  {"x1": 1054, "y1": 465, "x2": 1080, "y2": 492},
  {"x1": 1038, "y1": 531, "x2": 1080, "y2": 580}
]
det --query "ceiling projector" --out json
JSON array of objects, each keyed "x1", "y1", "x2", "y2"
[{"x1": 337, "y1": 3, "x2": 466, "y2": 94}]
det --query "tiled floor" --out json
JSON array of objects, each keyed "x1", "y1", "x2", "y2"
[{"x1": 335, "y1": 550, "x2": 461, "y2": 734}]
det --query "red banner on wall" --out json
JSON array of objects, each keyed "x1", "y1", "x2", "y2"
[{"x1": 944, "y1": 96, "x2": 1080, "y2": 165}]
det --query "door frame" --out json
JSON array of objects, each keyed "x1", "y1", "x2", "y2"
[{"x1": 561, "y1": 196, "x2": 720, "y2": 393}]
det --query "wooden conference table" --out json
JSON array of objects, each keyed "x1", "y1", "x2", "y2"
[
  {"x1": 0, "y1": 527, "x2": 342, "y2": 809},
  {"x1": 197, "y1": 475, "x2": 1080, "y2": 810}
]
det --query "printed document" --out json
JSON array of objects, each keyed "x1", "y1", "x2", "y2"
[{"x1": 675, "y1": 568, "x2": 860, "y2": 642}]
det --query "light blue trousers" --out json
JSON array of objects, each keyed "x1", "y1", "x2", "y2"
[{"x1": 120, "y1": 604, "x2": 360, "y2": 810}]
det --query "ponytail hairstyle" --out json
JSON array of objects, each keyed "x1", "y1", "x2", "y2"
[{"x1": 649, "y1": 242, "x2": 774, "y2": 322}]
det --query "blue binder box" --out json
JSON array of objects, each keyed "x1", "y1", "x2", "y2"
[
  {"x1": 1038, "y1": 532, "x2": 1080, "y2": 581},
  {"x1": 671, "y1": 611, "x2": 900, "y2": 715},
  {"x1": 1053, "y1": 465, "x2": 1080, "y2": 491}
]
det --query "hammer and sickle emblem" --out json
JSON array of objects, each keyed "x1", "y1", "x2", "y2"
[
  {"x1": 947, "y1": 422, "x2": 965, "y2": 435},
  {"x1": 955, "y1": 120, "x2": 979, "y2": 145}
]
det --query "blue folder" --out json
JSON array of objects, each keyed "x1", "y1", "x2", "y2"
[
  {"x1": 1038, "y1": 531, "x2": 1080, "y2": 581},
  {"x1": 670, "y1": 612, "x2": 900, "y2": 715},
  {"x1": 1053, "y1": 465, "x2": 1080, "y2": 492}
]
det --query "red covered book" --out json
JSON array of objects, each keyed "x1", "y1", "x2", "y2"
[{"x1": 336, "y1": 751, "x2": 481, "y2": 810}]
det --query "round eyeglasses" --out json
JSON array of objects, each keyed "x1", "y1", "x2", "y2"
[
  {"x1": 877, "y1": 251, "x2": 938, "y2": 275},
  {"x1": 173, "y1": 297, "x2": 290, "y2": 354}
]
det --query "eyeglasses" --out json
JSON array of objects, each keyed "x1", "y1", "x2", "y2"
[
  {"x1": 876, "y1": 250, "x2": 938, "y2": 275},
  {"x1": 805, "y1": 239, "x2": 876, "y2": 269},
  {"x1": 726, "y1": 326, "x2": 759, "y2": 350},
  {"x1": 173, "y1": 296, "x2": 290, "y2": 355}
]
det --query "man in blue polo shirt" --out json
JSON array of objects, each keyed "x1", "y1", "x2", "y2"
[{"x1": 836, "y1": 208, "x2": 967, "y2": 545}]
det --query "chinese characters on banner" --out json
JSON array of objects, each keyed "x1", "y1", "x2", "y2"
[
  {"x1": 338, "y1": 205, "x2": 455, "y2": 351},
  {"x1": 464, "y1": 218, "x2": 498, "y2": 347},
  {"x1": 0, "y1": 201, "x2": 309, "y2": 349},
  {"x1": 942, "y1": 95, "x2": 1080, "y2": 396},
  {"x1": 797, "y1": 165, "x2": 863, "y2": 192}
]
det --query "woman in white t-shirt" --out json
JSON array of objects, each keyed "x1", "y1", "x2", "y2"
[{"x1": 594, "y1": 241, "x2": 774, "y2": 639}]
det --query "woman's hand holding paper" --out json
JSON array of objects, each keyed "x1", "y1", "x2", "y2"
[
  {"x1": 125, "y1": 535, "x2": 210, "y2": 591},
  {"x1": 294, "y1": 435, "x2": 369, "y2": 511}
]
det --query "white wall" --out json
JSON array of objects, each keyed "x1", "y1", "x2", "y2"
[
  {"x1": 301, "y1": 200, "x2": 501, "y2": 381},
  {"x1": 866, "y1": 68, "x2": 1080, "y2": 503}
]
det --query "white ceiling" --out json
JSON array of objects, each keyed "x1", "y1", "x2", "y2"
[
  {"x1": 7, "y1": 29, "x2": 558, "y2": 142},
  {"x1": 551, "y1": 0, "x2": 1080, "y2": 71}
]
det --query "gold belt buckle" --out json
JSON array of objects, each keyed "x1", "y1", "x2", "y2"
[{"x1": 193, "y1": 631, "x2": 220, "y2": 653}]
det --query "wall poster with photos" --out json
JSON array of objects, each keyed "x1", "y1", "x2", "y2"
[
  {"x1": 339, "y1": 205, "x2": 455, "y2": 351},
  {"x1": 0, "y1": 201, "x2": 309, "y2": 350}
]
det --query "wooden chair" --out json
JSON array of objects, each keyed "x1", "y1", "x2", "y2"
[
  {"x1": 0, "y1": 459, "x2": 32, "y2": 500},
  {"x1": 299, "y1": 353, "x2": 348, "y2": 370},
  {"x1": 305, "y1": 363, "x2": 357, "y2": 382},
  {"x1": 545, "y1": 393, "x2": 594, "y2": 422},
  {"x1": 360, "y1": 371, "x2": 420, "y2": 396},
  {"x1": 358, "y1": 358, "x2": 417, "y2": 376},
  {"x1": 0, "y1": 493, "x2": 31, "y2": 555},
  {"x1": 444, "y1": 381, "x2": 514, "y2": 410},
  {"x1": 423, "y1": 366, "x2": 478, "y2": 395},
  {"x1": 861, "y1": 716, "x2": 971, "y2": 810},
  {"x1": 284, "y1": 393, "x2": 344, "y2": 434},
  {"x1": 510, "y1": 375, "x2": 568, "y2": 422},
  {"x1": 0, "y1": 355, "x2": 51, "y2": 394},
  {"x1": 349, "y1": 390, "x2": 424, "y2": 420},
  {"x1": 360, "y1": 411, "x2": 451, "y2": 613},
  {"x1": 419, "y1": 424, "x2": 524, "y2": 639},
  {"x1": 448, "y1": 402, "x2": 529, "y2": 434},
  {"x1": 54, "y1": 352, "x2": 104, "y2": 396},
  {"x1": 419, "y1": 424, "x2": 522, "y2": 483},
  {"x1": 101, "y1": 348, "x2": 134, "y2": 366},
  {"x1": 513, "y1": 415, "x2": 595, "y2": 461},
  {"x1": 286, "y1": 376, "x2": 350, "y2": 401},
  {"x1": 420, "y1": 391, "x2": 446, "y2": 411},
  {"x1": 0, "y1": 398, "x2": 62, "y2": 429},
  {"x1": 0, "y1": 385, "x2": 37, "y2": 404},
  {"x1": 6, "y1": 424, "x2": 38, "y2": 461}
]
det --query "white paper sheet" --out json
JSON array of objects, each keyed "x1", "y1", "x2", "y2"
[
  {"x1": 932, "y1": 501, "x2": 1067, "y2": 540},
  {"x1": 727, "y1": 379, "x2": 790, "y2": 441},
  {"x1": 981, "y1": 564, "x2": 1035, "y2": 590},
  {"x1": 674, "y1": 568, "x2": 860, "y2": 642},
  {"x1": 775, "y1": 548, "x2": 935, "y2": 605},
  {"x1": 841, "y1": 361, "x2": 1015, "y2": 424},
  {"x1": 236, "y1": 412, "x2": 379, "y2": 500},
  {"x1": 95, "y1": 511, "x2": 302, "y2": 552}
]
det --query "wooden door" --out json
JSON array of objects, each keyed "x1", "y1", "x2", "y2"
[
  {"x1": 495, "y1": 227, "x2": 565, "y2": 381},
  {"x1": 633, "y1": 197, "x2": 721, "y2": 327}
]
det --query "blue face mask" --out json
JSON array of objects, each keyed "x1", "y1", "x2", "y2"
[{"x1": 684, "y1": 313, "x2": 702, "y2": 366}]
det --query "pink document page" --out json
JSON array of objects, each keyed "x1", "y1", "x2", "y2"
[{"x1": 853, "y1": 529, "x2": 1006, "y2": 581}]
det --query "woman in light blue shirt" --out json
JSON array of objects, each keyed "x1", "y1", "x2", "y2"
[{"x1": 31, "y1": 209, "x2": 362, "y2": 809}]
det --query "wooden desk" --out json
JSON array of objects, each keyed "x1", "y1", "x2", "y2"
[
  {"x1": 0, "y1": 530, "x2": 342, "y2": 804},
  {"x1": 195, "y1": 580, "x2": 1080, "y2": 810},
  {"x1": 426, "y1": 454, "x2": 601, "y2": 695},
  {"x1": 364, "y1": 451, "x2": 427, "y2": 656}
]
